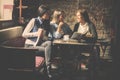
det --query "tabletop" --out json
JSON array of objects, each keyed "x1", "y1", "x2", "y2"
[{"x1": 53, "y1": 39, "x2": 100, "y2": 46}]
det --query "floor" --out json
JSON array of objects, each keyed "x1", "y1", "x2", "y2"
[{"x1": 6, "y1": 51, "x2": 114, "y2": 80}]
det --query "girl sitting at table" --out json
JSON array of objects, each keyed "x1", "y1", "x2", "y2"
[
  {"x1": 49, "y1": 9, "x2": 72, "y2": 39},
  {"x1": 73, "y1": 8, "x2": 100, "y2": 70},
  {"x1": 73, "y1": 8, "x2": 98, "y2": 43}
]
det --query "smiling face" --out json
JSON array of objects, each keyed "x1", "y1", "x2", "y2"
[
  {"x1": 76, "y1": 11, "x2": 85, "y2": 23},
  {"x1": 76, "y1": 9, "x2": 90, "y2": 24}
]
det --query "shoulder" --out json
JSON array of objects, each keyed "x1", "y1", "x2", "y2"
[
  {"x1": 50, "y1": 22, "x2": 56, "y2": 25},
  {"x1": 74, "y1": 22, "x2": 79, "y2": 29},
  {"x1": 88, "y1": 22, "x2": 95, "y2": 28},
  {"x1": 75, "y1": 22, "x2": 79, "y2": 27},
  {"x1": 26, "y1": 18, "x2": 35, "y2": 25},
  {"x1": 63, "y1": 23, "x2": 70, "y2": 27},
  {"x1": 50, "y1": 22, "x2": 58, "y2": 28},
  {"x1": 29, "y1": 18, "x2": 35, "y2": 22}
]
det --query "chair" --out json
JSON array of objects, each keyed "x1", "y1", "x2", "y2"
[
  {"x1": 97, "y1": 39, "x2": 111, "y2": 57},
  {"x1": 1, "y1": 37, "x2": 45, "y2": 80}
]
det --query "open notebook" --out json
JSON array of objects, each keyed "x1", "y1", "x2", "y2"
[
  {"x1": 62, "y1": 32, "x2": 83, "y2": 42},
  {"x1": 70, "y1": 32, "x2": 83, "y2": 40}
]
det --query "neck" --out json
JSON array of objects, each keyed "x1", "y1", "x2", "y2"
[{"x1": 80, "y1": 21, "x2": 86, "y2": 25}]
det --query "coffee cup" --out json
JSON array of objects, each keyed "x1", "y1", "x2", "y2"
[{"x1": 63, "y1": 35, "x2": 69, "y2": 41}]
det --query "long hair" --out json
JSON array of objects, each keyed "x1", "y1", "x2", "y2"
[
  {"x1": 51, "y1": 10, "x2": 61, "y2": 23},
  {"x1": 77, "y1": 9, "x2": 91, "y2": 23},
  {"x1": 51, "y1": 10, "x2": 65, "y2": 23}
]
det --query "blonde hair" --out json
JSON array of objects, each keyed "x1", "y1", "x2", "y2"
[{"x1": 51, "y1": 10, "x2": 65, "y2": 23}]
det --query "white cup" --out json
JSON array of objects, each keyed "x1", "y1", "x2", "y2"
[{"x1": 63, "y1": 35, "x2": 69, "y2": 41}]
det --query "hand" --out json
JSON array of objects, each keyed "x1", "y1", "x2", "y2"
[
  {"x1": 58, "y1": 21, "x2": 64, "y2": 28},
  {"x1": 57, "y1": 22, "x2": 64, "y2": 34},
  {"x1": 86, "y1": 32, "x2": 93, "y2": 37}
]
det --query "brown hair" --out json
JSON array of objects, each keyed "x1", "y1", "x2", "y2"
[
  {"x1": 38, "y1": 4, "x2": 50, "y2": 17},
  {"x1": 77, "y1": 9, "x2": 91, "y2": 23}
]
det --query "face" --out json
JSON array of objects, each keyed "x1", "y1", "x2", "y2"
[
  {"x1": 42, "y1": 12, "x2": 50, "y2": 20},
  {"x1": 76, "y1": 12, "x2": 84, "y2": 23},
  {"x1": 58, "y1": 13, "x2": 65, "y2": 22},
  {"x1": 59, "y1": 15, "x2": 64, "y2": 21}
]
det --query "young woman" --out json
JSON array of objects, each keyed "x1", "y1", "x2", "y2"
[
  {"x1": 50, "y1": 10, "x2": 72, "y2": 39},
  {"x1": 73, "y1": 9, "x2": 100, "y2": 72},
  {"x1": 22, "y1": 5, "x2": 53, "y2": 78},
  {"x1": 73, "y1": 9, "x2": 98, "y2": 42}
]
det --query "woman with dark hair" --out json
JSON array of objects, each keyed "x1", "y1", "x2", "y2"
[
  {"x1": 73, "y1": 9, "x2": 98, "y2": 42},
  {"x1": 73, "y1": 9, "x2": 100, "y2": 74},
  {"x1": 22, "y1": 4, "x2": 53, "y2": 78}
]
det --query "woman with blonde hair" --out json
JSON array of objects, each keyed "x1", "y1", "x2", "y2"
[{"x1": 50, "y1": 9, "x2": 72, "y2": 39}]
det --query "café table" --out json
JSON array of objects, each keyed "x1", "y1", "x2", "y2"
[
  {"x1": 52, "y1": 39, "x2": 100, "y2": 73},
  {"x1": 52, "y1": 39, "x2": 99, "y2": 58}
]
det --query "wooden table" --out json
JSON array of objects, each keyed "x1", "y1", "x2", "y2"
[
  {"x1": 53, "y1": 39, "x2": 99, "y2": 46},
  {"x1": 52, "y1": 39, "x2": 100, "y2": 73}
]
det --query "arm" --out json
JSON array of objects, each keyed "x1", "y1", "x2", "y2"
[
  {"x1": 88, "y1": 23, "x2": 98, "y2": 39},
  {"x1": 22, "y1": 18, "x2": 38, "y2": 38},
  {"x1": 55, "y1": 22, "x2": 64, "y2": 38},
  {"x1": 64, "y1": 23, "x2": 72, "y2": 35},
  {"x1": 73, "y1": 23, "x2": 79, "y2": 32},
  {"x1": 84, "y1": 23, "x2": 98, "y2": 42}
]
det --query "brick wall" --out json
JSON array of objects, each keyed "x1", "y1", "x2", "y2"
[{"x1": 41, "y1": 0, "x2": 113, "y2": 40}]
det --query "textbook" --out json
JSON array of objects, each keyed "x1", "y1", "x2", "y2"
[{"x1": 70, "y1": 32, "x2": 83, "y2": 40}]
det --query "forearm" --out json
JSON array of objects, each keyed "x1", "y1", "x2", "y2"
[{"x1": 22, "y1": 32, "x2": 38, "y2": 38}]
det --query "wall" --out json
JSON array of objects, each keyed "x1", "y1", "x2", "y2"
[
  {"x1": 41, "y1": 0, "x2": 78, "y2": 30},
  {"x1": 41, "y1": 0, "x2": 113, "y2": 56},
  {"x1": 41, "y1": 0, "x2": 113, "y2": 40},
  {"x1": 0, "y1": 0, "x2": 1, "y2": 18},
  {"x1": 1, "y1": 0, "x2": 113, "y2": 40}
]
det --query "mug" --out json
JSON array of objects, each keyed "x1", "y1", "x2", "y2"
[{"x1": 63, "y1": 35, "x2": 69, "y2": 41}]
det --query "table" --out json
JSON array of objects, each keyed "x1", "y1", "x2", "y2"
[
  {"x1": 53, "y1": 39, "x2": 99, "y2": 46},
  {"x1": 52, "y1": 39, "x2": 100, "y2": 72}
]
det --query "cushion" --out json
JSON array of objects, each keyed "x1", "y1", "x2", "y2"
[{"x1": 35, "y1": 56, "x2": 45, "y2": 68}]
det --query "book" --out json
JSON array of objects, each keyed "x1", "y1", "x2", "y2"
[{"x1": 70, "y1": 32, "x2": 83, "y2": 40}]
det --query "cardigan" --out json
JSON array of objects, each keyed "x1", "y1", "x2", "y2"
[{"x1": 22, "y1": 17, "x2": 53, "y2": 46}]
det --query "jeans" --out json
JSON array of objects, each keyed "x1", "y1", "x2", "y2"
[{"x1": 25, "y1": 41, "x2": 52, "y2": 67}]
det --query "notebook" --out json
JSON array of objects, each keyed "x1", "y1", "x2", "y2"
[{"x1": 70, "y1": 32, "x2": 83, "y2": 40}]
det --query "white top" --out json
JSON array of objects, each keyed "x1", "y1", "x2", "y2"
[{"x1": 77, "y1": 23, "x2": 89, "y2": 34}]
